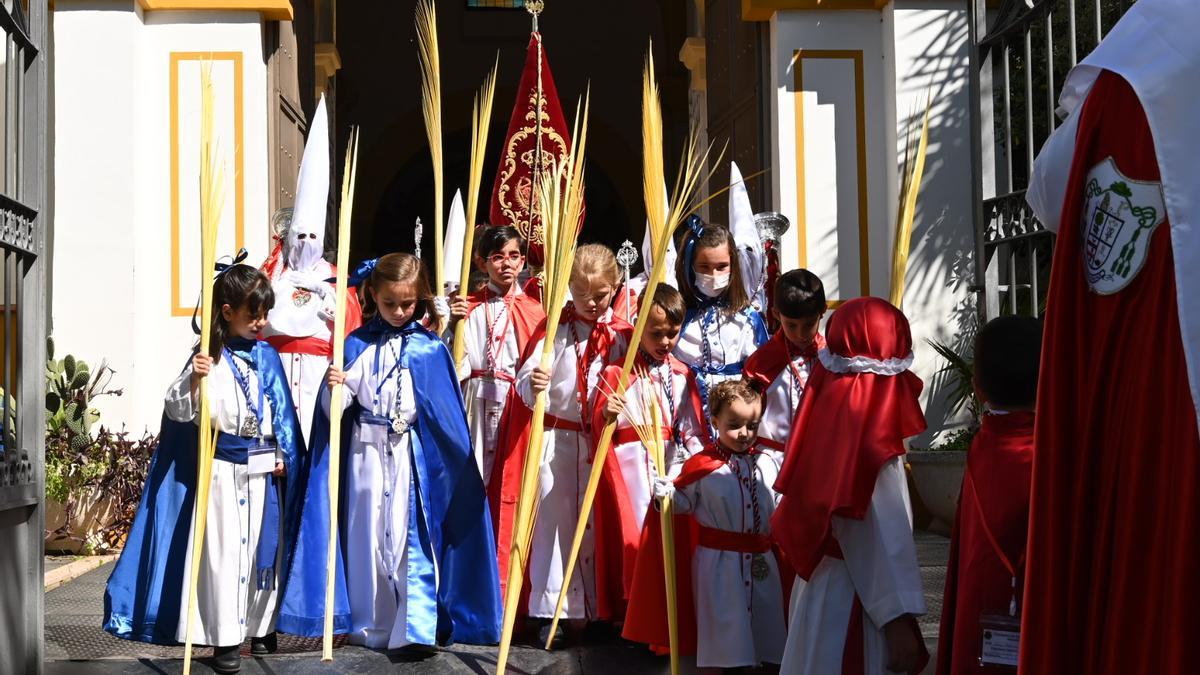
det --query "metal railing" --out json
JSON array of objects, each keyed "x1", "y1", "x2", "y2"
[{"x1": 969, "y1": 0, "x2": 1136, "y2": 319}]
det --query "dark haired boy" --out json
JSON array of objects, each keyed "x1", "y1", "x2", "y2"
[
  {"x1": 446, "y1": 225, "x2": 545, "y2": 487},
  {"x1": 743, "y1": 269, "x2": 826, "y2": 453},
  {"x1": 936, "y1": 315, "x2": 1041, "y2": 675},
  {"x1": 591, "y1": 284, "x2": 706, "y2": 595}
]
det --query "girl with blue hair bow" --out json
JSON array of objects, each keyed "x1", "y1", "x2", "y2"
[{"x1": 673, "y1": 215, "x2": 769, "y2": 453}]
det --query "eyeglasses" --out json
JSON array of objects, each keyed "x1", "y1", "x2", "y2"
[{"x1": 487, "y1": 252, "x2": 524, "y2": 265}]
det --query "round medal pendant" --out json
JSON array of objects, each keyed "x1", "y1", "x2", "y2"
[
  {"x1": 751, "y1": 553, "x2": 770, "y2": 581},
  {"x1": 391, "y1": 416, "x2": 409, "y2": 435},
  {"x1": 240, "y1": 414, "x2": 259, "y2": 438}
]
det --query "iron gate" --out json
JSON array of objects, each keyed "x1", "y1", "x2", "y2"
[
  {"x1": 968, "y1": 0, "x2": 1137, "y2": 320},
  {"x1": 0, "y1": 1, "x2": 48, "y2": 673}
]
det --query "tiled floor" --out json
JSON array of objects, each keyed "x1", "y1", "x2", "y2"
[{"x1": 45, "y1": 529, "x2": 951, "y2": 672}]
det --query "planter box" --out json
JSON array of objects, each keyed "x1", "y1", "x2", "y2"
[
  {"x1": 906, "y1": 450, "x2": 967, "y2": 536},
  {"x1": 45, "y1": 487, "x2": 120, "y2": 554}
]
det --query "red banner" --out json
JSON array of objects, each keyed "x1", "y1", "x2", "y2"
[{"x1": 489, "y1": 32, "x2": 580, "y2": 267}]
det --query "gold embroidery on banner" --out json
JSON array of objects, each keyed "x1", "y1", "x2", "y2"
[{"x1": 496, "y1": 86, "x2": 568, "y2": 246}]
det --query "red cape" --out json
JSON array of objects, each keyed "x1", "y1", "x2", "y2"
[
  {"x1": 1021, "y1": 71, "x2": 1200, "y2": 673},
  {"x1": 743, "y1": 330, "x2": 825, "y2": 394},
  {"x1": 936, "y1": 412, "x2": 1033, "y2": 675},
  {"x1": 590, "y1": 353, "x2": 698, "y2": 598},
  {"x1": 463, "y1": 287, "x2": 544, "y2": 369},
  {"x1": 771, "y1": 300, "x2": 926, "y2": 580},
  {"x1": 474, "y1": 287, "x2": 545, "y2": 550},
  {"x1": 490, "y1": 309, "x2": 633, "y2": 619},
  {"x1": 621, "y1": 447, "x2": 728, "y2": 655}
]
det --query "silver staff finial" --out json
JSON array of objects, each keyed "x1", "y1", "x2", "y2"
[
  {"x1": 616, "y1": 239, "x2": 638, "y2": 321},
  {"x1": 414, "y1": 217, "x2": 424, "y2": 259},
  {"x1": 526, "y1": 0, "x2": 544, "y2": 32}
]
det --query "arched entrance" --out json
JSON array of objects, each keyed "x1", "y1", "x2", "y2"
[{"x1": 332, "y1": 1, "x2": 691, "y2": 270}]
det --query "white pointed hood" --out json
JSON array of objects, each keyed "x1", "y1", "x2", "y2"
[
  {"x1": 285, "y1": 94, "x2": 330, "y2": 273},
  {"x1": 443, "y1": 189, "x2": 467, "y2": 294},
  {"x1": 729, "y1": 161, "x2": 765, "y2": 304}
]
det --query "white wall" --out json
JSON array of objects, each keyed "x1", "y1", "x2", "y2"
[
  {"x1": 767, "y1": 4, "x2": 976, "y2": 439},
  {"x1": 888, "y1": 1, "x2": 975, "y2": 439},
  {"x1": 769, "y1": 10, "x2": 897, "y2": 304},
  {"x1": 52, "y1": 3, "x2": 271, "y2": 433}
]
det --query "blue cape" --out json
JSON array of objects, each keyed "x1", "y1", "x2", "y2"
[
  {"x1": 277, "y1": 318, "x2": 501, "y2": 645},
  {"x1": 103, "y1": 341, "x2": 306, "y2": 644}
]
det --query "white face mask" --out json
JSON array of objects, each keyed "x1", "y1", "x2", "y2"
[{"x1": 694, "y1": 271, "x2": 731, "y2": 298}]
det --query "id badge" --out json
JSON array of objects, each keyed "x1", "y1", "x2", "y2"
[
  {"x1": 248, "y1": 442, "x2": 277, "y2": 475},
  {"x1": 477, "y1": 377, "x2": 509, "y2": 404},
  {"x1": 979, "y1": 614, "x2": 1020, "y2": 669}
]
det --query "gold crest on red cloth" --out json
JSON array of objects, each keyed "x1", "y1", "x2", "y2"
[{"x1": 489, "y1": 32, "x2": 580, "y2": 267}]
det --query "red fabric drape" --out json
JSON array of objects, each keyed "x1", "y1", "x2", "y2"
[
  {"x1": 1020, "y1": 70, "x2": 1200, "y2": 674},
  {"x1": 771, "y1": 298, "x2": 927, "y2": 580},
  {"x1": 936, "y1": 411, "x2": 1034, "y2": 675},
  {"x1": 489, "y1": 33, "x2": 579, "y2": 268}
]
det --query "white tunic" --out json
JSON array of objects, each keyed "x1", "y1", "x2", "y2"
[
  {"x1": 458, "y1": 282, "x2": 524, "y2": 486},
  {"x1": 515, "y1": 310, "x2": 628, "y2": 619},
  {"x1": 322, "y1": 334, "x2": 428, "y2": 649},
  {"x1": 165, "y1": 354, "x2": 280, "y2": 647},
  {"x1": 263, "y1": 261, "x2": 337, "y2": 449},
  {"x1": 609, "y1": 360, "x2": 698, "y2": 524},
  {"x1": 757, "y1": 348, "x2": 818, "y2": 452},
  {"x1": 672, "y1": 450, "x2": 787, "y2": 668},
  {"x1": 780, "y1": 457, "x2": 927, "y2": 674},
  {"x1": 673, "y1": 306, "x2": 764, "y2": 445}
]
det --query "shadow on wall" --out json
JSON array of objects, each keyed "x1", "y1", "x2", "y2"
[{"x1": 900, "y1": 8, "x2": 977, "y2": 446}]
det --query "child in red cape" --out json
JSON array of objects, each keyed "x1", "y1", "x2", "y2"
[
  {"x1": 446, "y1": 226, "x2": 545, "y2": 489},
  {"x1": 743, "y1": 268, "x2": 826, "y2": 454},
  {"x1": 772, "y1": 296, "x2": 929, "y2": 675},
  {"x1": 623, "y1": 380, "x2": 787, "y2": 672},
  {"x1": 592, "y1": 285, "x2": 706, "y2": 599},
  {"x1": 493, "y1": 244, "x2": 633, "y2": 645},
  {"x1": 936, "y1": 315, "x2": 1040, "y2": 674}
]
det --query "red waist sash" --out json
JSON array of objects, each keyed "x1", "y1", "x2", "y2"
[
  {"x1": 544, "y1": 412, "x2": 585, "y2": 433},
  {"x1": 614, "y1": 426, "x2": 672, "y2": 447},
  {"x1": 696, "y1": 525, "x2": 772, "y2": 553},
  {"x1": 265, "y1": 335, "x2": 332, "y2": 357}
]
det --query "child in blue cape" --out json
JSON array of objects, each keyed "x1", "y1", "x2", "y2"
[
  {"x1": 278, "y1": 252, "x2": 500, "y2": 649},
  {"x1": 104, "y1": 263, "x2": 305, "y2": 675}
]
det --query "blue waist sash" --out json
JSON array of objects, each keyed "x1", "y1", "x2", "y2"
[
  {"x1": 357, "y1": 412, "x2": 393, "y2": 427},
  {"x1": 214, "y1": 432, "x2": 280, "y2": 590},
  {"x1": 688, "y1": 362, "x2": 745, "y2": 377}
]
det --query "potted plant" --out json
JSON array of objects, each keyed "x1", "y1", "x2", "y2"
[
  {"x1": 42, "y1": 336, "x2": 152, "y2": 554},
  {"x1": 907, "y1": 339, "x2": 979, "y2": 535}
]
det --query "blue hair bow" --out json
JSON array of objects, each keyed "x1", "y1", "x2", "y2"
[
  {"x1": 348, "y1": 258, "x2": 379, "y2": 287},
  {"x1": 190, "y1": 248, "x2": 252, "y2": 335},
  {"x1": 213, "y1": 248, "x2": 250, "y2": 276}
]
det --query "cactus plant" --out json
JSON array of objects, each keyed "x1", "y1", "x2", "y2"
[{"x1": 44, "y1": 336, "x2": 122, "y2": 449}]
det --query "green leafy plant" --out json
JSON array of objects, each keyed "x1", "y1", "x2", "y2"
[
  {"x1": 45, "y1": 425, "x2": 156, "y2": 553},
  {"x1": 927, "y1": 338, "x2": 980, "y2": 425},
  {"x1": 45, "y1": 336, "x2": 122, "y2": 451}
]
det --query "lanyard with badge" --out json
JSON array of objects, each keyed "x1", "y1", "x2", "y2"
[
  {"x1": 373, "y1": 334, "x2": 410, "y2": 435},
  {"x1": 478, "y1": 289, "x2": 514, "y2": 404},
  {"x1": 967, "y1": 466, "x2": 1024, "y2": 669},
  {"x1": 225, "y1": 349, "x2": 277, "y2": 474}
]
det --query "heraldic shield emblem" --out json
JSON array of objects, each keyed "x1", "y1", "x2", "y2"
[{"x1": 1081, "y1": 157, "x2": 1166, "y2": 295}]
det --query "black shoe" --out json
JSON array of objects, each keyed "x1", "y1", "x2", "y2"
[
  {"x1": 250, "y1": 631, "x2": 277, "y2": 656},
  {"x1": 211, "y1": 644, "x2": 241, "y2": 674},
  {"x1": 537, "y1": 621, "x2": 565, "y2": 649}
]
